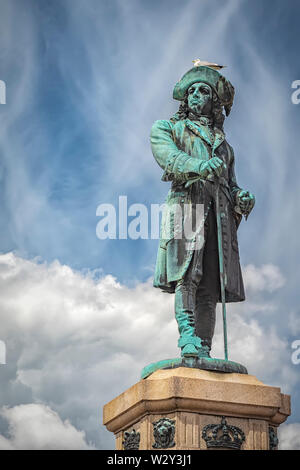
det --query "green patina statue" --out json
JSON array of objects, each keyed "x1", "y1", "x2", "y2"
[{"x1": 142, "y1": 63, "x2": 255, "y2": 379}]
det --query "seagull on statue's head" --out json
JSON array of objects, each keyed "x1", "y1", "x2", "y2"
[{"x1": 192, "y1": 59, "x2": 225, "y2": 70}]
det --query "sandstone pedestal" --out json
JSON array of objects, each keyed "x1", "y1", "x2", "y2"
[{"x1": 103, "y1": 368, "x2": 290, "y2": 450}]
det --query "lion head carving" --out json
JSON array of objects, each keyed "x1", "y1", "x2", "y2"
[{"x1": 152, "y1": 418, "x2": 175, "y2": 449}]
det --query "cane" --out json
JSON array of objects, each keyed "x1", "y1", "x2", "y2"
[{"x1": 214, "y1": 181, "x2": 229, "y2": 361}]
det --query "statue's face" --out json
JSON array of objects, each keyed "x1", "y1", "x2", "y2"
[{"x1": 187, "y1": 82, "x2": 213, "y2": 116}]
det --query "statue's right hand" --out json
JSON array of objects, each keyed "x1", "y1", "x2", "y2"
[{"x1": 199, "y1": 157, "x2": 226, "y2": 178}]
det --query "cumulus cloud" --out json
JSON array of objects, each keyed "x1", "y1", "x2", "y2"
[
  {"x1": 0, "y1": 404, "x2": 94, "y2": 450},
  {"x1": 0, "y1": 252, "x2": 298, "y2": 449},
  {"x1": 242, "y1": 264, "x2": 286, "y2": 293},
  {"x1": 278, "y1": 422, "x2": 300, "y2": 450},
  {"x1": 0, "y1": 252, "x2": 176, "y2": 449},
  {"x1": 288, "y1": 311, "x2": 300, "y2": 336}
]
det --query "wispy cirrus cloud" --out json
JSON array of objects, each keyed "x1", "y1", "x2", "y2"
[{"x1": 1, "y1": 0, "x2": 299, "y2": 287}]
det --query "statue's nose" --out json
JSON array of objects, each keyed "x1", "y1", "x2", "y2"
[{"x1": 192, "y1": 89, "x2": 202, "y2": 99}]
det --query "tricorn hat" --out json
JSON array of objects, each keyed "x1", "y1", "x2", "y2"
[{"x1": 173, "y1": 65, "x2": 235, "y2": 116}]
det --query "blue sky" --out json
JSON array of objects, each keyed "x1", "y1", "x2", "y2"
[{"x1": 0, "y1": 0, "x2": 300, "y2": 450}]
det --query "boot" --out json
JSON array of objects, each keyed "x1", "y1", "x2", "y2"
[
  {"x1": 175, "y1": 270, "x2": 202, "y2": 358},
  {"x1": 178, "y1": 335, "x2": 202, "y2": 357},
  {"x1": 194, "y1": 294, "x2": 216, "y2": 359},
  {"x1": 197, "y1": 340, "x2": 211, "y2": 358},
  {"x1": 175, "y1": 304, "x2": 202, "y2": 357}
]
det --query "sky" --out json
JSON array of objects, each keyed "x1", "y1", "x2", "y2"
[{"x1": 0, "y1": 0, "x2": 300, "y2": 450}]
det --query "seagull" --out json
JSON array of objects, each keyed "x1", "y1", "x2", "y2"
[{"x1": 192, "y1": 60, "x2": 225, "y2": 70}]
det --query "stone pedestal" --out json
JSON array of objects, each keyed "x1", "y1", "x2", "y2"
[{"x1": 103, "y1": 368, "x2": 291, "y2": 450}]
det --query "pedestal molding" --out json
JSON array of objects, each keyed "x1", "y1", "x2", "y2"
[{"x1": 103, "y1": 368, "x2": 291, "y2": 449}]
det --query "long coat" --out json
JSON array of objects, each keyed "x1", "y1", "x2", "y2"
[{"x1": 150, "y1": 118, "x2": 245, "y2": 303}]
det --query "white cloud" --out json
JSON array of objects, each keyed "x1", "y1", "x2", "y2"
[
  {"x1": 288, "y1": 311, "x2": 300, "y2": 336},
  {"x1": 0, "y1": 404, "x2": 94, "y2": 450},
  {"x1": 212, "y1": 305, "x2": 297, "y2": 391},
  {"x1": 278, "y1": 422, "x2": 300, "y2": 450},
  {"x1": 0, "y1": 252, "x2": 297, "y2": 448},
  {"x1": 0, "y1": 252, "x2": 177, "y2": 449},
  {"x1": 242, "y1": 263, "x2": 286, "y2": 293}
]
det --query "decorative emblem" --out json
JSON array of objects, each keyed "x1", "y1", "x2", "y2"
[
  {"x1": 152, "y1": 418, "x2": 176, "y2": 449},
  {"x1": 269, "y1": 427, "x2": 279, "y2": 450},
  {"x1": 202, "y1": 416, "x2": 245, "y2": 450},
  {"x1": 122, "y1": 428, "x2": 140, "y2": 450}
]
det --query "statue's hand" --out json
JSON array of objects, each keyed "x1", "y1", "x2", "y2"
[
  {"x1": 236, "y1": 190, "x2": 255, "y2": 218},
  {"x1": 199, "y1": 157, "x2": 226, "y2": 178},
  {"x1": 185, "y1": 157, "x2": 226, "y2": 188}
]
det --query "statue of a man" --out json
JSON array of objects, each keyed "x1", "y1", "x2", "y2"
[{"x1": 151, "y1": 65, "x2": 255, "y2": 359}]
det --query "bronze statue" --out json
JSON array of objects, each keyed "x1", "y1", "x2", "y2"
[{"x1": 150, "y1": 63, "x2": 255, "y2": 363}]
